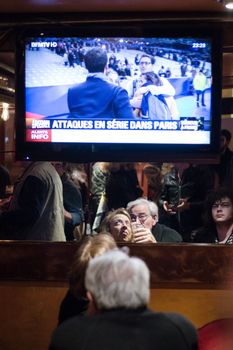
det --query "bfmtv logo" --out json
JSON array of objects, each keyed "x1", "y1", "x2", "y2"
[
  {"x1": 31, "y1": 42, "x2": 57, "y2": 48},
  {"x1": 26, "y1": 129, "x2": 52, "y2": 142}
]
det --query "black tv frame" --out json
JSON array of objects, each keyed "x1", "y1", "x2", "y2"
[{"x1": 15, "y1": 20, "x2": 222, "y2": 163}]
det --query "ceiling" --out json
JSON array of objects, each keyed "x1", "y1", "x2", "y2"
[{"x1": 0, "y1": 0, "x2": 229, "y2": 14}]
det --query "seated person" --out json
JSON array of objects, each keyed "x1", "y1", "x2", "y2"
[
  {"x1": 192, "y1": 188, "x2": 233, "y2": 244},
  {"x1": 50, "y1": 249, "x2": 197, "y2": 350},
  {"x1": 58, "y1": 234, "x2": 116, "y2": 324},
  {"x1": 100, "y1": 208, "x2": 133, "y2": 242},
  {"x1": 126, "y1": 198, "x2": 182, "y2": 243}
]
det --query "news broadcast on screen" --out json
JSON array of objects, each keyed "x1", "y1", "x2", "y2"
[{"x1": 24, "y1": 35, "x2": 212, "y2": 145}]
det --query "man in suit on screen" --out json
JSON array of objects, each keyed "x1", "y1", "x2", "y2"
[{"x1": 67, "y1": 47, "x2": 134, "y2": 119}]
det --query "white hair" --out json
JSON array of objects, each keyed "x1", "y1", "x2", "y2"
[
  {"x1": 126, "y1": 198, "x2": 158, "y2": 217},
  {"x1": 85, "y1": 249, "x2": 150, "y2": 310}
]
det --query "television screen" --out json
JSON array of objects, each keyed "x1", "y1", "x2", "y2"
[{"x1": 15, "y1": 22, "x2": 222, "y2": 162}]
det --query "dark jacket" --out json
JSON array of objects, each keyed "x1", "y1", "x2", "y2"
[
  {"x1": 105, "y1": 168, "x2": 143, "y2": 210},
  {"x1": 159, "y1": 165, "x2": 215, "y2": 241},
  {"x1": 58, "y1": 290, "x2": 88, "y2": 325},
  {"x1": 50, "y1": 308, "x2": 197, "y2": 350},
  {"x1": 68, "y1": 76, "x2": 134, "y2": 119},
  {"x1": 0, "y1": 165, "x2": 11, "y2": 198},
  {"x1": 192, "y1": 226, "x2": 233, "y2": 244},
  {"x1": 218, "y1": 147, "x2": 233, "y2": 187},
  {"x1": 152, "y1": 223, "x2": 182, "y2": 242},
  {"x1": 61, "y1": 173, "x2": 84, "y2": 241}
]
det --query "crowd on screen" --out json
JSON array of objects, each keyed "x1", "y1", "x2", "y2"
[{"x1": 26, "y1": 38, "x2": 212, "y2": 122}]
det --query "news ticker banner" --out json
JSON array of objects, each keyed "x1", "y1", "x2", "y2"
[{"x1": 25, "y1": 118, "x2": 208, "y2": 143}]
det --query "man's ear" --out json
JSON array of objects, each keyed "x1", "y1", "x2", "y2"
[
  {"x1": 152, "y1": 215, "x2": 158, "y2": 226},
  {"x1": 87, "y1": 291, "x2": 93, "y2": 302},
  {"x1": 86, "y1": 291, "x2": 99, "y2": 316}
]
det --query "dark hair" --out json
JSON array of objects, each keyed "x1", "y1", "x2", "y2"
[
  {"x1": 141, "y1": 71, "x2": 163, "y2": 86},
  {"x1": 139, "y1": 54, "x2": 155, "y2": 65},
  {"x1": 203, "y1": 187, "x2": 233, "y2": 228},
  {"x1": 84, "y1": 48, "x2": 108, "y2": 73},
  {"x1": 221, "y1": 129, "x2": 232, "y2": 143}
]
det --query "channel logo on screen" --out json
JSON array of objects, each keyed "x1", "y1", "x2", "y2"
[
  {"x1": 30, "y1": 42, "x2": 57, "y2": 48},
  {"x1": 26, "y1": 129, "x2": 52, "y2": 142}
]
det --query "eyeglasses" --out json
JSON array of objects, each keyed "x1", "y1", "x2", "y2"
[
  {"x1": 139, "y1": 61, "x2": 151, "y2": 65},
  {"x1": 212, "y1": 202, "x2": 232, "y2": 209},
  {"x1": 130, "y1": 213, "x2": 150, "y2": 223}
]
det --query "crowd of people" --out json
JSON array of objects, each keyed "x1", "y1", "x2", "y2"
[
  {"x1": 67, "y1": 47, "x2": 182, "y2": 120},
  {"x1": 0, "y1": 128, "x2": 233, "y2": 244},
  {"x1": 62, "y1": 46, "x2": 210, "y2": 120}
]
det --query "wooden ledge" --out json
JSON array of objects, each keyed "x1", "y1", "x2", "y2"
[{"x1": 0, "y1": 241, "x2": 232, "y2": 289}]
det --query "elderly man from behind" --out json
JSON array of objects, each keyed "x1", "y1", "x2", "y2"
[
  {"x1": 127, "y1": 198, "x2": 182, "y2": 243},
  {"x1": 50, "y1": 249, "x2": 197, "y2": 350}
]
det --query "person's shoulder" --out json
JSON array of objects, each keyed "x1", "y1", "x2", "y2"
[
  {"x1": 30, "y1": 162, "x2": 61, "y2": 185},
  {"x1": 162, "y1": 312, "x2": 197, "y2": 344},
  {"x1": 143, "y1": 310, "x2": 197, "y2": 347},
  {"x1": 50, "y1": 315, "x2": 88, "y2": 349},
  {"x1": 227, "y1": 148, "x2": 233, "y2": 158},
  {"x1": 191, "y1": 226, "x2": 215, "y2": 243},
  {"x1": 68, "y1": 80, "x2": 87, "y2": 93},
  {"x1": 62, "y1": 174, "x2": 79, "y2": 190},
  {"x1": 154, "y1": 223, "x2": 182, "y2": 242},
  {"x1": 0, "y1": 164, "x2": 10, "y2": 176}
]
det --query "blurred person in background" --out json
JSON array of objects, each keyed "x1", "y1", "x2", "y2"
[
  {"x1": 215, "y1": 129, "x2": 233, "y2": 187},
  {"x1": 0, "y1": 164, "x2": 11, "y2": 199},
  {"x1": 52, "y1": 162, "x2": 84, "y2": 241},
  {"x1": 159, "y1": 162, "x2": 215, "y2": 242},
  {"x1": 105, "y1": 163, "x2": 143, "y2": 211},
  {"x1": 0, "y1": 161, "x2": 65, "y2": 241}
]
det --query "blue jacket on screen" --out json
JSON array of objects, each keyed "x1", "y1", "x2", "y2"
[{"x1": 67, "y1": 76, "x2": 134, "y2": 119}]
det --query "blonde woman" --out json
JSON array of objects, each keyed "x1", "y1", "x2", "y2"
[{"x1": 58, "y1": 234, "x2": 116, "y2": 324}]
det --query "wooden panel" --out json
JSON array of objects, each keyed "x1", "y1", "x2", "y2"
[
  {"x1": 0, "y1": 242, "x2": 233, "y2": 350},
  {"x1": 0, "y1": 283, "x2": 66, "y2": 350},
  {"x1": 149, "y1": 289, "x2": 233, "y2": 328},
  {"x1": 0, "y1": 241, "x2": 232, "y2": 289},
  {"x1": 0, "y1": 283, "x2": 232, "y2": 350}
]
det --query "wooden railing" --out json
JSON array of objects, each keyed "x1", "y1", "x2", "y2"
[{"x1": 0, "y1": 241, "x2": 233, "y2": 350}]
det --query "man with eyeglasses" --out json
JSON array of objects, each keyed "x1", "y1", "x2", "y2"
[
  {"x1": 139, "y1": 55, "x2": 155, "y2": 74},
  {"x1": 131, "y1": 54, "x2": 155, "y2": 98},
  {"x1": 126, "y1": 198, "x2": 182, "y2": 243}
]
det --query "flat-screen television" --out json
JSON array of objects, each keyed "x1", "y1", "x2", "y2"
[{"x1": 15, "y1": 21, "x2": 222, "y2": 162}]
